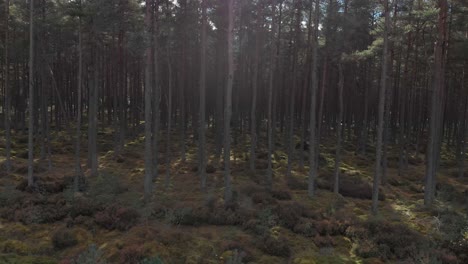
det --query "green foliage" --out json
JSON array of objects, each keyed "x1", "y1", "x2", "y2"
[
  {"x1": 357, "y1": 218, "x2": 431, "y2": 261},
  {"x1": 52, "y1": 228, "x2": 78, "y2": 250},
  {"x1": 94, "y1": 204, "x2": 140, "y2": 231},
  {"x1": 69, "y1": 197, "x2": 101, "y2": 218},
  {"x1": 0, "y1": 254, "x2": 57, "y2": 264},
  {"x1": 348, "y1": 38, "x2": 383, "y2": 60},
  {"x1": 435, "y1": 209, "x2": 467, "y2": 240},
  {"x1": 63, "y1": 183, "x2": 75, "y2": 204},
  {"x1": 0, "y1": 185, "x2": 25, "y2": 207},
  {"x1": 88, "y1": 172, "x2": 127, "y2": 205},
  {"x1": 259, "y1": 233, "x2": 291, "y2": 258},
  {"x1": 165, "y1": 207, "x2": 197, "y2": 226},
  {"x1": 257, "y1": 208, "x2": 278, "y2": 229}
]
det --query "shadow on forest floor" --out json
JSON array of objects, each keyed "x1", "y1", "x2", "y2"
[{"x1": 0, "y1": 128, "x2": 467, "y2": 263}]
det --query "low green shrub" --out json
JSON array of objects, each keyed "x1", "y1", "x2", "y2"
[
  {"x1": 259, "y1": 233, "x2": 291, "y2": 257},
  {"x1": 94, "y1": 204, "x2": 140, "y2": 231},
  {"x1": 52, "y1": 228, "x2": 78, "y2": 250}
]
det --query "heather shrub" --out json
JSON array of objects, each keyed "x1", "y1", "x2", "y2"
[
  {"x1": 259, "y1": 233, "x2": 291, "y2": 257},
  {"x1": 94, "y1": 204, "x2": 140, "y2": 231},
  {"x1": 313, "y1": 235, "x2": 336, "y2": 248},
  {"x1": 52, "y1": 228, "x2": 78, "y2": 250},
  {"x1": 271, "y1": 190, "x2": 292, "y2": 200},
  {"x1": 357, "y1": 218, "x2": 428, "y2": 261},
  {"x1": 120, "y1": 245, "x2": 146, "y2": 264}
]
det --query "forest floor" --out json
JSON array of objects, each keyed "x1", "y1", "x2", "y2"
[{"x1": 0, "y1": 128, "x2": 467, "y2": 264}]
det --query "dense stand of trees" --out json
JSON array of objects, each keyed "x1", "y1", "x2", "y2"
[{"x1": 1, "y1": 0, "x2": 468, "y2": 212}]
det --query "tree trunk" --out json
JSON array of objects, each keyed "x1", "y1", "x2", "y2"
[
  {"x1": 249, "y1": 3, "x2": 261, "y2": 172},
  {"x1": 224, "y1": 0, "x2": 234, "y2": 204},
  {"x1": 165, "y1": 45, "x2": 173, "y2": 189},
  {"x1": 308, "y1": 0, "x2": 320, "y2": 198},
  {"x1": 360, "y1": 63, "x2": 370, "y2": 155},
  {"x1": 299, "y1": 1, "x2": 314, "y2": 170},
  {"x1": 199, "y1": 0, "x2": 207, "y2": 190},
  {"x1": 143, "y1": 0, "x2": 153, "y2": 202},
  {"x1": 4, "y1": 0, "x2": 12, "y2": 175},
  {"x1": 371, "y1": 0, "x2": 389, "y2": 214},
  {"x1": 74, "y1": 13, "x2": 83, "y2": 193},
  {"x1": 457, "y1": 91, "x2": 467, "y2": 178},
  {"x1": 152, "y1": 0, "x2": 161, "y2": 186},
  {"x1": 28, "y1": 0, "x2": 35, "y2": 187},
  {"x1": 334, "y1": 63, "x2": 344, "y2": 194},
  {"x1": 286, "y1": 2, "x2": 301, "y2": 179},
  {"x1": 267, "y1": 2, "x2": 280, "y2": 191},
  {"x1": 459, "y1": 67, "x2": 467, "y2": 178},
  {"x1": 424, "y1": 0, "x2": 448, "y2": 207},
  {"x1": 316, "y1": 59, "x2": 327, "y2": 168},
  {"x1": 88, "y1": 22, "x2": 98, "y2": 177}
]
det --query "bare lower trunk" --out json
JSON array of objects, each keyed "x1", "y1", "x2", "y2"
[
  {"x1": 4, "y1": 0, "x2": 12, "y2": 174},
  {"x1": 334, "y1": 63, "x2": 344, "y2": 194},
  {"x1": 199, "y1": 0, "x2": 207, "y2": 190},
  {"x1": 287, "y1": 5, "x2": 301, "y2": 179},
  {"x1": 152, "y1": 2, "x2": 161, "y2": 189},
  {"x1": 459, "y1": 68, "x2": 467, "y2": 178},
  {"x1": 143, "y1": 0, "x2": 153, "y2": 202},
  {"x1": 372, "y1": 0, "x2": 389, "y2": 214},
  {"x1": 316, "y1": 59, "x2": 327, "y2": 169},
  {"x1": 28, "y1": 0, "x2": 35, "y2": 187},
  {"x1": 224, "y1": 0, "x2": 234, "y2": 204},
  {"x1": 249, "y1": 6, "x2": 261, "y2": 172},
  {"x1": 308, "y1": 0, "x2": 320, "y2": 198},
  {"x1": 424, "y1": 0, "x2": 448, "y2": 207},
  {"x1": 74, "y1": 16, "x2": 83, "y2": 192},
  {"x1": 165, "y1": 46, "x2": 173, "y2": 189},
  {"x1": 88, "y1": 25, "x2": 98, "y2": 177},
  {"x1": 360, "y1": 65, "x2": 370, "y2": 155}
]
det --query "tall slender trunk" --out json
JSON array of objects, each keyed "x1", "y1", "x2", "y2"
[
  {"x1": 271, "y1": 1, "x2": 283, "y2": 159},
  {"x1": 360, "y1": 63, "x2": 370, "y2": 155},
  {"x1": 88, "y1": 21, "x2": 98, "y2": 177},
  {"x1": 267, "y1": 3, "x2": 279, "y2": 191},
  {"x1": 152, "y1": 0, "x2": 161, "y2": 188},
  {"x1": 74, "y1": 14, "x2": 83, "y2": 193},
  {"x1": 199, "y1": 0, "x2": 207, "y2": 190},
  {"x1": 118, "y1": 22, "x2": 126, "y2": 155},
  {"x1": 300, "y1": 2, "x2": 314, "y2": 170},
  {"x1": 287, "y1": 3, "x2": 301, "y2": 179},
  {"x1": 179, "y1": 2, "x2": 187, "y2": 164},
  {"x1": 382, "y1": 76, "x2": 392, "y2": 186},
  {"x1": 39, "y1": 38, "x2": 47, "y2": 162},
  {"x1": 112, "y1": 36, "x2": 120, "y2": 157},
  {"x1": 299, "y1": 79, "x2": 308, "y2": 169},
  {"x1": 372, "y1": 0, "x2": 389, "y2": 214},
  {"x1": 308, "y1": 0, "x2": 320, "y2": 198},
  {"x1": 214, "y1": 29, "x2": 224, "y2": 167},
  {"x1": 224, "y1": 0, "x2": 234, "y2": 204},
  {"x1": 424, "y1": 0, "x2": 448, "y2": 207},
  {"x1": 165, "y1": 45, "x2": 172, "y2": 188},
  {"x1": 459, "y1": 67, "x2": 467, "y2": 178},
  {"x1": 28, "y1": 0, "x2": 35, "y2": 187},
  {"x1": 399, "y1": 30, "x2": 412, "y2": 176},
  {"x1": 144, "y1": 0, "x2": 153, "y2": 202},
  {"x1": 4, "y1": 0, "x2": 11, "y2": 174},
  {"x1": 457, "y1": 89, "x2": 467, "y2": 178},
  {"x1": 250, "y1": 4, "x2": 261, "y2": 172},
  {"x1": 334, "y1": 63, "x2": 344, "y2": 194},
  {"x1": 316, "y1": 59, "x2": 327, "y2": 166}
]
